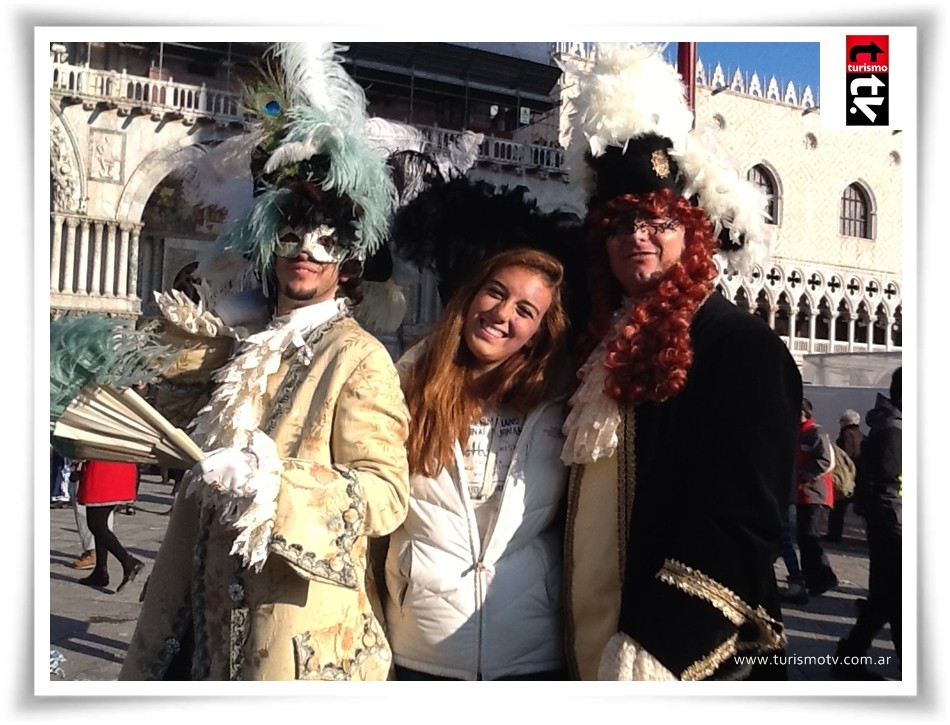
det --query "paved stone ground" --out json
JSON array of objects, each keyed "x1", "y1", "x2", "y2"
[{"x1": 46, "y1": 474, "x2": 901, "y2": 683}]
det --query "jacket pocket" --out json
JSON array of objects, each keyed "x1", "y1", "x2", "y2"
[{"x1": 292, "y1": 613, "x2": 391, "y2": 680}]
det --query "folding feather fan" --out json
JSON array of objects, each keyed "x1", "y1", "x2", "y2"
[{"x1": 50, "y1": 314, "x2": 204, "y2": 468}]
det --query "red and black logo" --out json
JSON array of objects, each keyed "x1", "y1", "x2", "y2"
[{"x1": 846, "y1": 35, "x2": 889, "y2": 126}]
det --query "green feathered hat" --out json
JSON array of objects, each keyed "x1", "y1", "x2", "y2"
[{"x1": 197, "y1": 42, "x2": 396, "y2": 287}]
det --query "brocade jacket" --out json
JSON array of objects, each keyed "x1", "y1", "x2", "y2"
[{"x1": 119, "y1": 298, "x2": 410, "y2": 681}]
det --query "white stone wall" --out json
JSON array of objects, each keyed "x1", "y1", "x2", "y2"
[{"x1": 696, "y1": 86, "x2": 903, "y2": 276}]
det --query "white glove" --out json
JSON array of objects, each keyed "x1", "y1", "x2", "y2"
[{"x1": 197, "y1": 446, "x2": 258, "y2": 497}]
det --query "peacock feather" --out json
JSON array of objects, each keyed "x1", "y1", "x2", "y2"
[{"x1": 196, "y1": 41, "x2": 396, "y2": 286}]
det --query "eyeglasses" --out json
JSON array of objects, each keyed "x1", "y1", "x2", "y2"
[{"x1": 631, "y1": 218, "x2": 682, "y2": 236}]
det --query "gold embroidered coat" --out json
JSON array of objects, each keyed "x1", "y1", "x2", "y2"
[
  {"x1": 564, "y1": 293, "x2": 800, "y2": 681},
  {"x1": 119, "y1": 313, "x2": 410, "y2": 681}
]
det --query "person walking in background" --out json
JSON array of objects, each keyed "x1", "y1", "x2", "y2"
[
  {"x1": 383, "y1": 248, "x2": 571, "y2": 681},
  {"x1": 795, "y1": 399, "x2": 839, "y2": 597},
  {"x1": 833, "y1": 367, "x2": 902, "y2": 680},
  {"x1": 50, "y1": 444, "x2": 70, "y2": 509},
  {"x1": 68, "y1": 458, "x2": 114, "y2": 571},
  {"x1": 75, "y1": 459, "x2": 144, "y2": 593},
  {"x1": 825, "y1": 408, "x2": 865, "y2": 542},
  {"x1": 778, "y1": 504, "x2": 808, "y2": 605}
]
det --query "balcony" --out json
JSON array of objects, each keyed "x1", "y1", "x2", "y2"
[
  {"x1": 51, "y1": 61, "x2": 244, "y2": 125},
  {"x1": 49, "y1": 61, "x2": 566, "y2": 174}
]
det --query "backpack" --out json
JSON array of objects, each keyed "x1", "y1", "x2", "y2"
[{"x1": 830, "y1": 442, "x2": 856, "y2": 499}]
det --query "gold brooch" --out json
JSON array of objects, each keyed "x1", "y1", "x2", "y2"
[{"x1": 651, "y1": 149, "x2": 671, "y2": 178}]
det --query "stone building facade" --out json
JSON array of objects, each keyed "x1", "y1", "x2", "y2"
[{"x1": 47, "y1": 41, "x2": 904, "y2": 370}]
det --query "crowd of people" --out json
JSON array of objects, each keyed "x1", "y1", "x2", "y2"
[{"x1": 49, "y1": 41, "x2": 903, "y2": 683}]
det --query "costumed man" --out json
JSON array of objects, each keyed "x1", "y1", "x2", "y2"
[
  {"x1": 558, "y1": 43, "x2": 802, "y2": 681},
  {"x1": 118, "y1": 42, "x2": 410, "y2": 681}
]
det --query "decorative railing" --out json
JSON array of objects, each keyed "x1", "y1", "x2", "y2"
[
  {"x1": 50, "y1": 61, "x2": 244, "y2": 124},
  {"x1": 418, "y1": 125, "x2": 565, "y2": 174},
  {"x1": 50, "y1": 61, "x2": 567, "y2": 174}
]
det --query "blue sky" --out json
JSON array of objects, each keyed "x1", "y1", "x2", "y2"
[
  {"x1": 681, "y1": 42, "x2": 820, "y2": 95},
  {"x1": 460, "y1": 42, "x2": 820, "y2": 96}
]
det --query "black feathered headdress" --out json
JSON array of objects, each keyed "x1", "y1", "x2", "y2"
[{"x1": 389, "y1": 175, "x2": 587, "y2": 330}]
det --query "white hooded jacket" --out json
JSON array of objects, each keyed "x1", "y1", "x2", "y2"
[{"x1": 384, "y1": 398, "x2": 569, "y2": 680}]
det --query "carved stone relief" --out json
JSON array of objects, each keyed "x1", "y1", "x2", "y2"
[
  {"x1": 90, "y1": 129, "x2": 125, "y2": 184},
  {"x1": 50, "y1": 112, "x2": 80, "y2": 213}
]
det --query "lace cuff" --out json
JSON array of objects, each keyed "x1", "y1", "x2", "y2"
[
  {"x1": 155, "y1": 290, "x2": 239, "y2": 339},
  {"x1": 598, "y1": 631, "x2": 677, "y2": 681}
]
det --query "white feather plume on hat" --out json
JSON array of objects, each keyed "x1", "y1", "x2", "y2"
[
  {"x1": 561, "y1": 43, "x2": 694, "y2": 200},
  {"x1": 675, "y1": 126, "x2": 772, "y2": 274},
  {"x1": 562, "y1": 41, "x2": 771, "y2": 275}
]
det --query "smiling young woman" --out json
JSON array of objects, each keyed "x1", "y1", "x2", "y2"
[
  {"x1": 381, "y1": 247, "x2": 572, "y2": 681},
  {"x1": 461, "y1": 264, "x2": 554, "y2": 378}
]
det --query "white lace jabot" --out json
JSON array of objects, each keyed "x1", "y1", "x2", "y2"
[{"x1": 560, "y1": 304, "x2": 630, "y2": 465}]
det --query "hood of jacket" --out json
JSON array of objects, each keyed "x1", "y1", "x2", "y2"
[{"x1": 866, "y1": 393, "x2": 902, "y2": 432}]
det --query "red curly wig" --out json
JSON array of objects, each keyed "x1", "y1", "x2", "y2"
[{"x1": 580, "y1": 189, "x2": 718, "y2": 405}]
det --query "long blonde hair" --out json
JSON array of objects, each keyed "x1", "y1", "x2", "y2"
[{"x1": 402, "y1": 248, "x2": 568, "y2": 477}]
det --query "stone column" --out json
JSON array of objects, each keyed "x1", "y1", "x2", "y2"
[
  {"x1": 885, "y1": 314, "x2": 895, "y2": 352},
  {"x1": 62, "y1": 217, "x2": 79, "y2": 294},
  {"x1": 76, "y1": 219, "x2": 91, "y2": 294},
  {"x1": 788, "y1": 310, "x2": 797, "y2": 351},
  {"x1": 847, "y1": 315, "x2": 856, "y2": 353},
  {"x1": 128, "y1": 224, "x2": 141, "y2": 298},
  {"x1": 117, "y1": 223, "x2": 131, "y2": 297},
  {"x1": 50, "y1": 213, "x2": 64, "y2": 291},
  {"x1": 91, "y1": 221, "x2": 104, "y2": 296},
  {"x1": 807, "y1": 310, "x2": 817, "y2": 354},
  {"x1": 151, "y1": 235, "x2": 164, "y2": 298},
  {"x1": 103, "y1": 223, "x2": 117, "y2": 296}
]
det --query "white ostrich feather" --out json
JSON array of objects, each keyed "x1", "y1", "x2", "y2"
[
  {"x1": 272, "y1": 42, "x2": 368, "y2": 131},
  {"x1": 178, "y1": 130, "x2": 262, "y2": 220},
  {"x1": 263, "y1": 137, "x2": 327, "y2": 173},
  {"x1": 363, "y1": 117, "x2": 427, "y2": 155},
  {"x1": 562, "y1": 43, "x2": 693, "y2": 177},
  {"x1": 675, "y1": 127, "x2": 772, "y2": 275},
  {"x1": 441, "y1": 129, "x2": 484, "y2": 179}
]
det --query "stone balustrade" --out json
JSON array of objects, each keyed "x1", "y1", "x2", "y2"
[
  {"x1": 50, "y1": 61, "x2": 566, "y2": 173},
  {"x1": 51, "y1": 61, "x2": 244, "y2": 125}
]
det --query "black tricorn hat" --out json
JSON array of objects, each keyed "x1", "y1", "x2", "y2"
[{"x1": 587, "y1": 133, "x2": 683, "y2": 210}]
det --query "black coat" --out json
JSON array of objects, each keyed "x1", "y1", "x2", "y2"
[
  {"x1": 615, "y1": 292, "x2": 802, "y2": 679},
  {"x1": 855, "y1": 393, "x2": 902, "y2": 533}
]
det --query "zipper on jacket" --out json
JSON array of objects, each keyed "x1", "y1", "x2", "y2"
[
  {"x1": 455, "y1": 402, "x2": 549, "y2": 680},
  {"x1": 453, "y1": 443, "x2": 485, "y2": 681}
]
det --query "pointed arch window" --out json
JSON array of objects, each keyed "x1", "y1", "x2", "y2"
[
  {"x1": 747, "y1": 164, "x2": 780, "y2": 225},
  {"x1": 840, "y1": 183, "x2": 872, "y2": 239}
]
